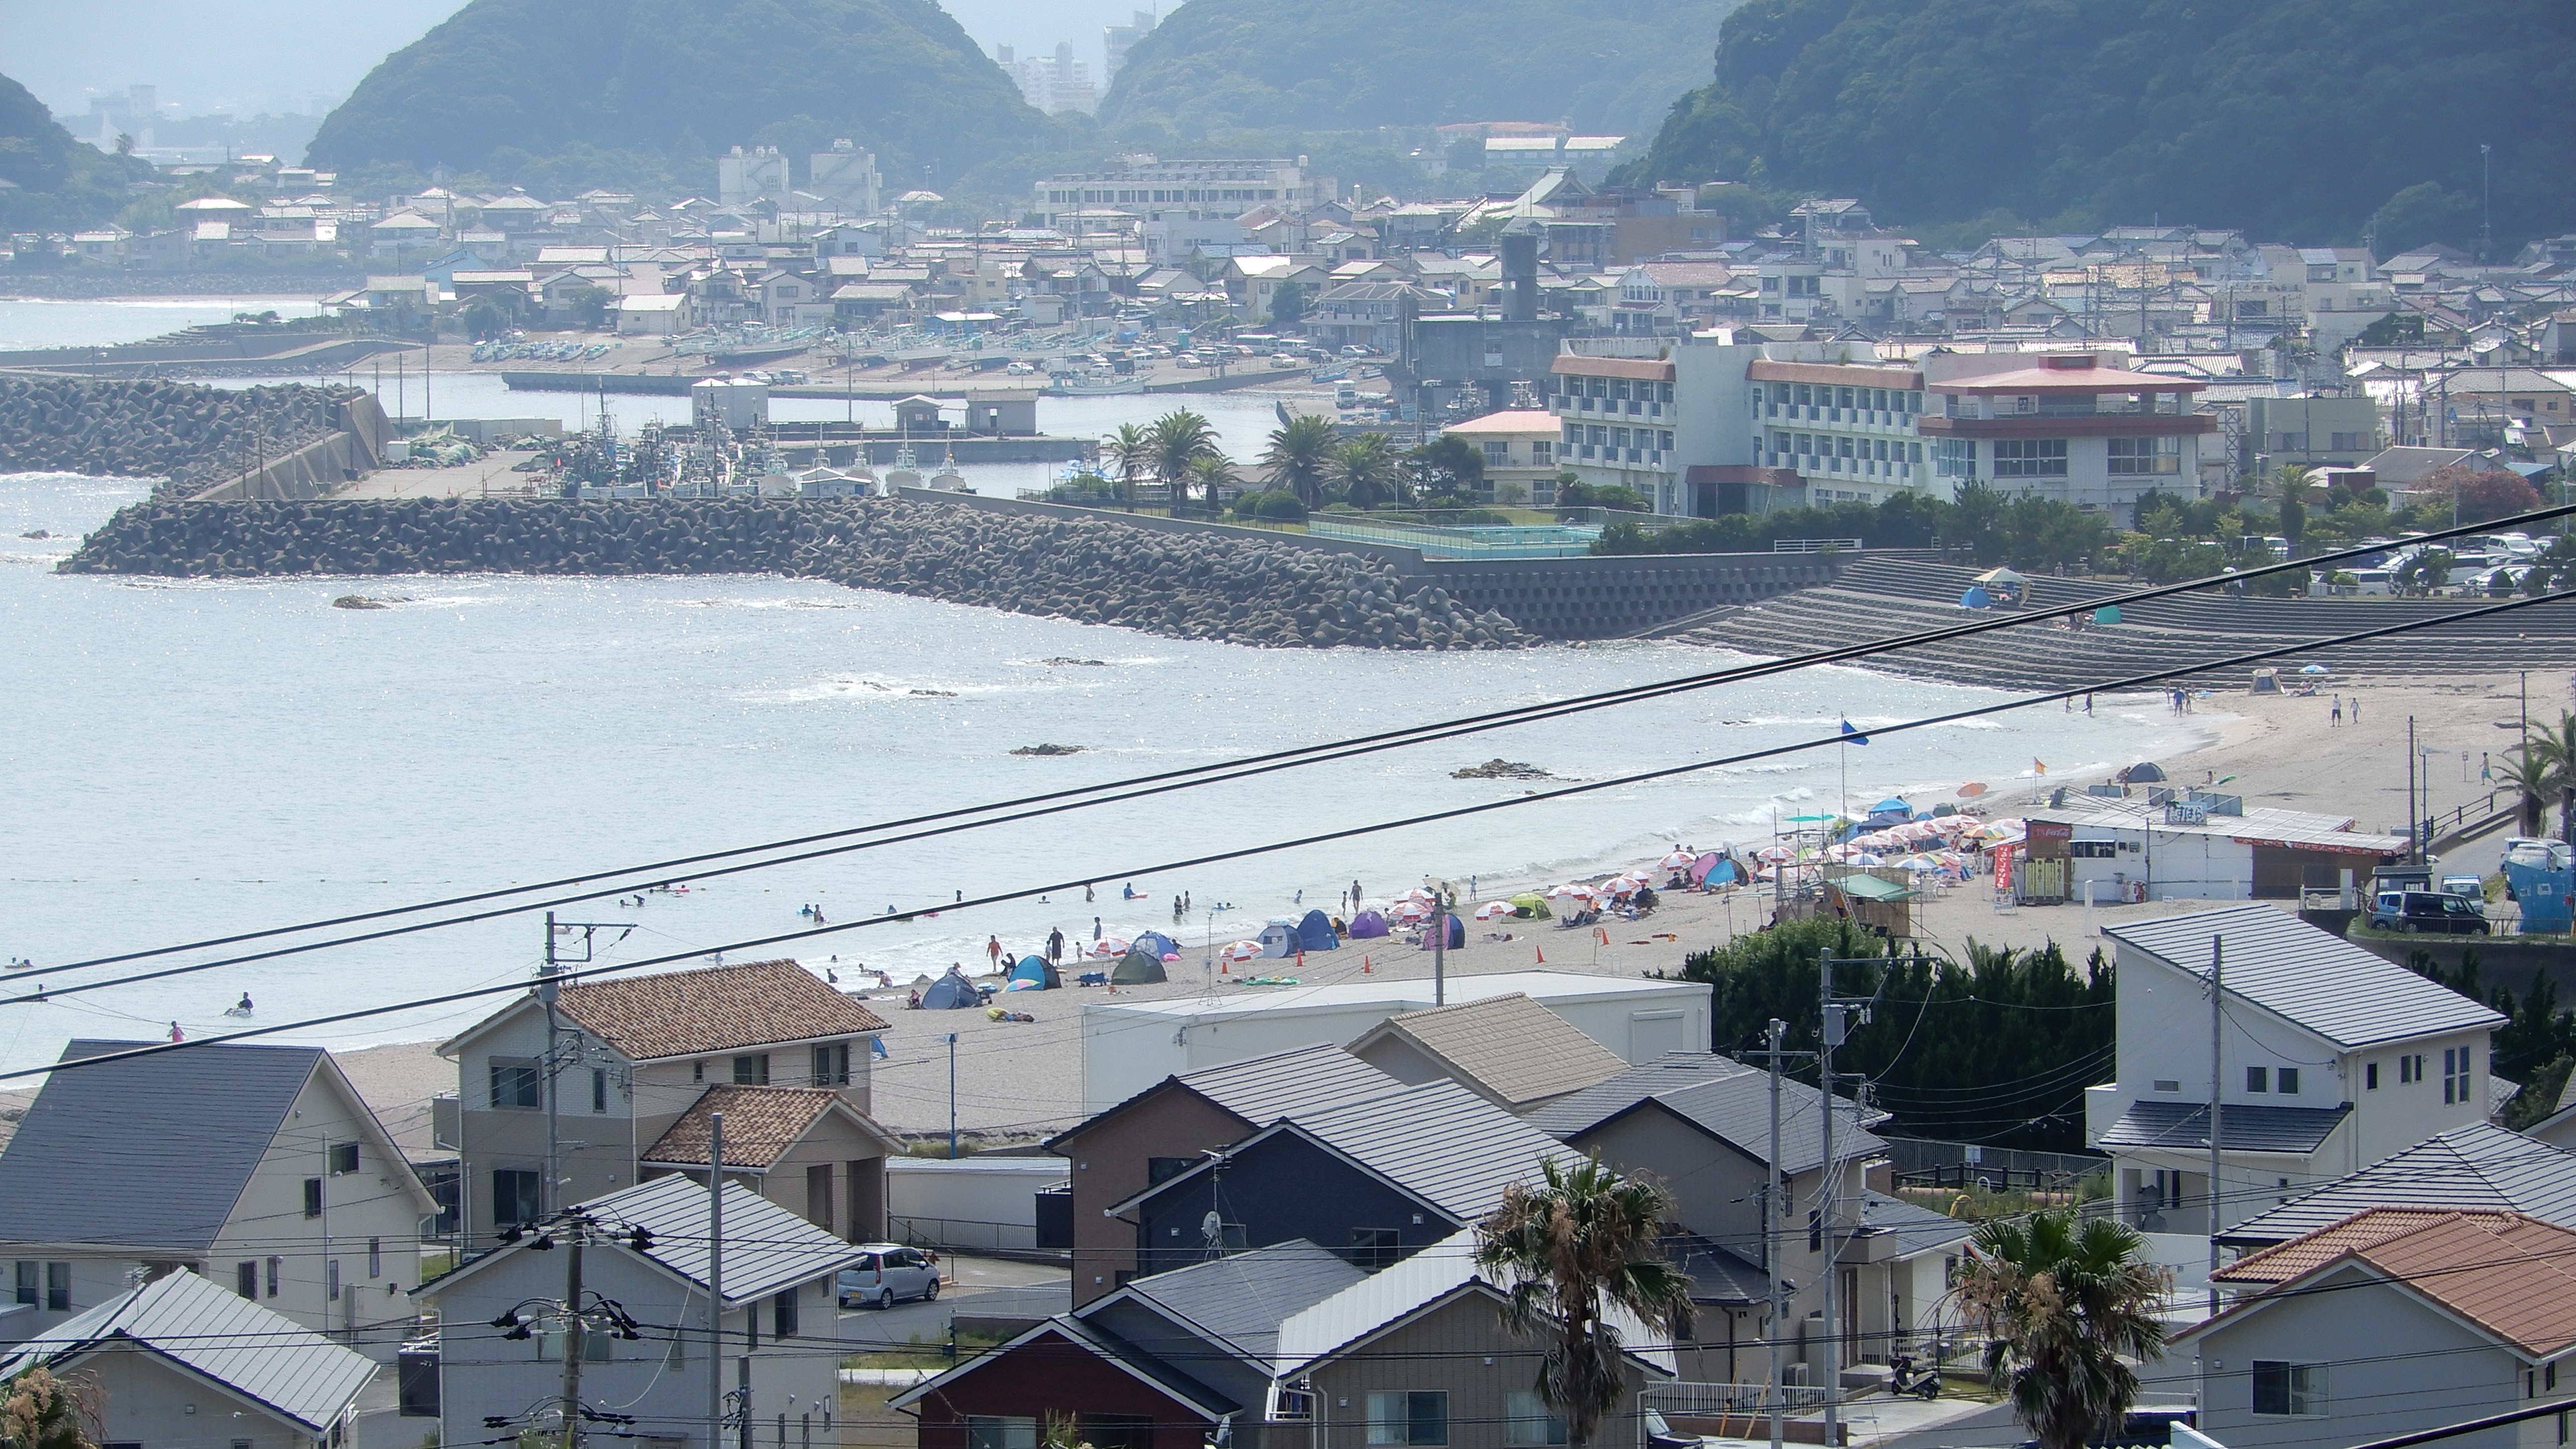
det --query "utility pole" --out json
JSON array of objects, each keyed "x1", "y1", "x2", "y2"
[
  {"x1": 945, "y1": 1034, "x2": 961, "y2": 1158},
  {"x1": 2409, "y1": 717, "x2": 2420, "y2": 862},
  {"x1": 2207, "y1": 938, "x2": 2225, "y2": 1316},
  {"x1": 1764, "y1": 1018, "x2": 1790, "y2": 1449},
  {"x1": 559, "y1": 1231, "x2": 587, "y2": 1449},
  {"x1": 1432, "y1": 883, "x2": 1448, "y2": 1006},
  {"x1": 1817, "y1": 948, "x2": 1840, "y2": 1448},
  {"x1": 542, "y1": 912, "x2": 563, "y2": 1219},
  {"x1": 2479, "y1": 143, "x2": 2493, "y2": 265},
  {"x1": 708, "y1": 1111, "x2": 725, "y2": 1449}
]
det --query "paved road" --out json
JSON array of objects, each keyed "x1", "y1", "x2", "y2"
[{"x1": 838, "y1": 1255, "x2": 1068, "y2": 1351}]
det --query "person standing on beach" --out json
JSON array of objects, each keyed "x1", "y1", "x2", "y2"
[
  {"x1": 1351, "y1": 878, "x2": 1363, "y2": 907},
  {"x1": 2350, "y1": 696, "x2": 2360, "y2": 722},
  {"x1": 985, "y1": 935, "x2": 1002, "y2": 968},
  {"x1": 2331, "y1": 696, "x2": 2343, "y2": 726},
  {"x1": 1093, "y1": 916, "x2": 1103, "y2": 941}
]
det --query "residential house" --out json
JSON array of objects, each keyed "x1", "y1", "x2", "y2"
[
  {"x1": 367, "y1": 212, "x2": 441, "y2": 256},
  {"x1": 2086, "y1": 905, "x2": 2506, "y2": 1239},
  {"x1": 0, "y1": 1041, "x2": 438, "y2": 1357},
  {"x1": 2180, "y1": 1208, "x2": 2576, "y2": 1449},
  {"x1": 422, "y1": 1176, "x2": 860, "y2": 1449},
  {"x1": 1345, "y1": 992, "x2": 1627, "y2": 1113},
  {"x1": 2528, "y1": 1080, "x2": 2576, "y2": 1151},
  {"x1": 435, "y1": 960, "x2": 895, "y2": 1253},
  {"x1": 1047, "y1": 1044, "x2": 1403, "y2": 1307},
  {"x1": 615, "y1": 293, "x2": 689, "y2": 335},
  {"x1": 1229, "y1": 255, "x2": 1330, "y2": 322},
  {"x1": 0, "y1": 1268, "x2": 377, "y2": 1449},
  {"x1": 895, "y1": 1230, "x2": 1674, "y2": 1449},
  {"x1": 1433, "y1": 413, "x2": 1565, "y2": 506},
  {"x1": 2243, "y1": 396, "x2": 2384, "y2": 479},
  {"x1": 1308, "y1": 281, "x2": 1438, "y2": 353},
  {"x1": 2217, "y1": 1124, "x2": 2576, "y2": 1253}
]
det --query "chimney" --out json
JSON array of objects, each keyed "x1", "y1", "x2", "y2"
[{"x1": 1501, "y1": 229, "x2": 1538, "y2": 322}]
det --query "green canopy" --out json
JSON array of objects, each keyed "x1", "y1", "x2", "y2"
[
  {"x1": 1834, "y1": 874, "x2": 1917, "y2": 903},
  {"x1": 1507, "y1": 891, "x2": 1553, "y2": 918}
]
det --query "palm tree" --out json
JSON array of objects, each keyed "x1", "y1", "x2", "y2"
[
  {"x1": 1146, "y1": 409, "x2": 1219, "y2": 507},
  {"x1": 2501, "y1": 744, "x2": 2554, "y2": 836},
  {"x1": 1474, "y1": 1156, "x2": 1693, "y2": 1449},
  {"x1": 2522, "y1": 710, "x2": 2576, "y2": 834},
  {"x1": 1104, "y1": 422, "x2": 1151, "y2": 506},
  {"x1": 1187, "y1": 452, "x2": 1235, "y2": 508},
  {"x1": 1261, "y1": 413, "x2": 1339, "y2": 507},
  {"x1": 1954, "y1": 1210, "x2": 2170, "y2": 1449},
  {"x1": 1333, "y1": 432, "x2": 1399, "y2": 510}
]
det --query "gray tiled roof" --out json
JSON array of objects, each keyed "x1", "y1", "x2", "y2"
[
  {"x1": 0, "y1": 1266, "x2": 374, "y2": 1433},
  {"x1": 2220, "y1": 1124, "x2": 2576, "y2": 1246},
  {"x1": 2098, "y1": 1099, "x2": 2352, "y2": 1154},
  {"x1": 1348, "y1": 993, "x2": 1628, "y2": 1110},
  {"x1": 1288, "y1": 1080, "x2": 1583, "y2": 1221},
  {"x1": 2104, "y1": 905, "x2": 2504, "y2": 1048},
  {"x1": 1538, "y1": 1054, "x2": 1881, "y2": 1177},
  {"x1": 1856, "y1": 1191, "x2": 1975, "y2": 1259},
  {"x1": 0, "y1": 1041, "x2": 322, "y2": 1251},
  {"x1": 574, "y1": 1176, "x2": 866, "y2": 1302},
  {"x1": 1103, "y1": 1238, "x2": 1368, "y2": 1368},
  {"x1": 1665, "y1": 1233, "x2": 1772, "y2": 1306},
  {"x1": 1522, "y1": 1052, "x2": 1751, "y2": 1139},
  {"x1": 1052, "y1": 1044, "x2": 1400, "y2": 1151}
]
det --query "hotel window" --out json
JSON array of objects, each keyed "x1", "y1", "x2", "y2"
[
  {"x1": 2109, "y1": 436, "x2": 2181, "y2": 474},
  {"x1": 1483, "y1": 441, "x2": 1512, "y2": 467},
  {"x1": 1531, "y1": 441, "x2": 1552, "y2": 465},
  {"x1": 1935, "y1": 438, "x2": 1977, "y2": 479},
  {"x1": 1993, "y1": 439, "x2": 2068, "y2": 477}
]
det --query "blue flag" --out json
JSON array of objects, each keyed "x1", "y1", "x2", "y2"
[{"x1": 1840, "y1": 719, "x2": 1870, "y2": 745}]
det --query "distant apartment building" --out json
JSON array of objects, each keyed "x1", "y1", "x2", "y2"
[
  {"x1": 999, "y1": 41, "x2": 1098, "y2": 115},
  {"x1": 1103, "y1": 9, "x2": 1158, "y2": 80},
  {"x1": 806, "y1": 139, "x2": 882, "y2": 215},
  {"x1": 1914, "y1": 352, "x2": 2211, "y2": 522},
  {"x1": 718, "y1": 145, "x2": 791, "y2": 208},
  {"x1": 1033, "y1": 156, "x2": 1323, "y2": 229}
]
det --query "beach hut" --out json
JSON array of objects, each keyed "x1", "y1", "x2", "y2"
[
  {"x1": 1257, "y1": 920, "x2": 1299, "y2": 958},
  {"x1": 1294, "y1": 909, "x2": 1339, "y2": 951},
  {"x1": 1347, "y1": 909, "x2": 1389, "y2": 938},
  {"x1": 1007, "y1": 954, "x2": 1060, "y2": 990},
  {"x1": 918, "y1": 968, "x2": 980, "y2": 1009},
  {"x1": 1110, "y1": 946, "x2": 1167, "y2": 985}
]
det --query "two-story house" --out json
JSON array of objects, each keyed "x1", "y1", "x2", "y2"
[
  {"x1": 437, "y1": 960, "x2": 895, "y2": 1252},
  {"x1": 0, "y1": 1042, "x2": 438, "y2": 1358},
  {"x1": 2087, "y1": 906, "x2": 2505, "y2": 1240}
]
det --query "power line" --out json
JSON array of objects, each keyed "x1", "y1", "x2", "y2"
[{"x1": 11, "y1": 584, "x2": 2572, "y2": 1086}]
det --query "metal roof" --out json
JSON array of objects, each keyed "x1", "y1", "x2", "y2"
[
  {"x1": 1103, "y1": 1239, "x2": 1368, "y2": 1369},
  {"x1": 2097, "y1": 1099, "x2": 2351, "y2": 1155},
  {"x1": 0, "y1": 1041, "x2": 322, "y2": 1251},
  {"x1": 577, "y1": 1176, "x2": 866, "y2": 1303},
  {"x1": 1274, "y1": 1229, "x2": 1674, "y2": 1380},
  {"x1": 1523, "y1": 1052, "x2": 1752, "y2": 1139},
  {"x1": 1856, "y1": 1190, "x2": 1975, "y2": 1259},
  {"x1": 1346, "y1": 993, "x2": 1628, "y2": 1110},
  {"x1": 1665, "y1": 1232, "x2": 1773, "y2": 1306},
  {"x1": 1286, "y1": 1080, "x2": 1583, "y2": 1221},
  {"x1": 2103, "y1": 904, "x2": 2504, "y2": 1048},
  {"x1": 2028, "y1": 803, "x2": 2408, "y2": 854},
  {"x1": 2219, "y1": 1125, "x2": 2576, "y2": 1246},
  {"x1": 0, "y1": 1267, "x2": 375, "y2": 1433},
  {"x1": 1182, "y1": 1045, "x2": 1405, "y2": 1127},
  {"x1": 1534, "y1": 1053, "x2": 1882, "y2": 1176},
  {"x1": 888, "y1": 1314, "x2": 1235, "y2": 1419}
]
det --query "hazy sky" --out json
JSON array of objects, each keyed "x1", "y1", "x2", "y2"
[{"x1": 1, "y1": 0, "x2": 1171, "y2": 121}]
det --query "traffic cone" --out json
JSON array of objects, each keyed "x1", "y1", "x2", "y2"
[
  {"x1": 1597, "y1": 926, "x2": 1610, "y2": 946},
  {"x1": 1535, "y1": 946, "x2": 1546, "y2": 964},
  {"x1": 1362, "y1": 955, "x2": 1372, "y2": 973},
  {"x1": 1219, "y1": 954, "x2": 1230, "y2": 974}
]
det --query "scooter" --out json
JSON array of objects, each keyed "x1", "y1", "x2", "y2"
[{"x1": 1889, "y1": 1354, "x2": 1942, "y2": 1400}]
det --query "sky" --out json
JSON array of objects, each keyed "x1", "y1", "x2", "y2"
[{"x1": 1, "y1": 0, "x2": 1169, "y2": 124}]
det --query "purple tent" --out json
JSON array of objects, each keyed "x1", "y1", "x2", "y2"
[{"x1": 1348, "y1": 909, "x2": 1389, "y2": 938}]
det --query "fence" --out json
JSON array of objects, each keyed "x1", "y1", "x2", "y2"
[
  {"x1": 1877, "y1": 1135, "x2": 2106, "y2": 1195},
  {"x1": 1772, "y1": 538, "x2": 1865, "y2": 553},
  {"x1": 1644, "y1": 1383, "x2": 1832, "y2": 1419}
]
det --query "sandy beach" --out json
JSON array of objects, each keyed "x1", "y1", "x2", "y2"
[{"x1": 1, "y1": 670, "x2": 2553, "y2": 1147}]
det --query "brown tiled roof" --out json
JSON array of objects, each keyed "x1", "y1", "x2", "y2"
[
  {"x1": 555, "y1": 960, "x2": 890, "y2": 1061},
  {"x1": 2214, "y1": 1206, "x2": 2458, "y2": 1285},
  {"x1": 1349, "y1": 993, "x2": 1627, "y2": 1110},
  {"x1": 2209, "y1": 1208, "x2": 2576, "y2": 1357},
  {"x1": 641, "y1": 1084, "x2": 890, "y2": 1168}
]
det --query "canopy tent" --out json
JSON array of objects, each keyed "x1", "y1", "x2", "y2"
[
  {"x1": 1257, "y1": 921, "x2": 1299, "y2": 958},
  {"x1": 1973, "y1": 566, "x2": 2028, "y2": 601},
  {"x1": 1110, "y1": 946, "x2": 1167, "y2": 985},
  {"x1": 1007, "y1": 954, "x2": 1060, "y2": 990},
  {"x1": 1131, "y1": 931, "x2": 1181, "y2": 961},
  {"x1": 1419, "y1": 912, "x2": 1465, "y2": 950},
  {"x1": 1507, "y1": 891, "x2": 1552, "y2": 918},
  {"x1": 1294, "y1": 909, "x2": 1339, "y2": 952},
  {"x1": 918, "y1": 969, "x2": 980, "y2": 1009},
  {"x1": 1347, "y1": 909, "x2": 1389, "y2": 938}
]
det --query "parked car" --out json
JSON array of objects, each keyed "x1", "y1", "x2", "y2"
[
  {"x1": 2368, "y1": 890, "x2": 2490, "y2": 935},
  {"x1": 2439, "y1": 874, "x2": 2486, "y2": 900},
  {"x1": 837, "y1": 1245, "x2": 941, "y2": 1308}
]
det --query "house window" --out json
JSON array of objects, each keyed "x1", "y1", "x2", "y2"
[
  {"x1": 2246, "y1": 1067, "x2": 2268, "y2": 1093},
  {"x1": 368, "y1": 1238, "x2": 382, "y2": 1279},
  {"x1": 326, "y1": 1259, "x2": 340, "y2": 1302},
  {"x1": 2253, "y1": 1362, "x2": 2326, "y2": 1416},
  {"x1": 1350, "y1": 1228, "x2": 1401, "y2": 1271},
  {"x1": 266, "y1": 1258, "x2": 281, "y2": 1298},
  {"x1": 693, "y1": 1060, "x2": 706, "y2": 1083},
  {"x1": 2366, "y1": 1061, "x2": 2379, "y2": 1090},
  {"x1": 2400, "y1": 1054, "x2": 2423, "y2": 1084},
  {"x1": 2152, "y1": 1079, "x2": 2181, "y2": 1093},
  {"x1": 490, "y1": 1059, "x2": 542, "y2": 1110},
  {"x1": 1505, "y1": 1392, "x2": 1569, "y2": 1446},
  {"x1": 493, "y1": 1168, "x2": 543, "y2": 1226},
  {"x1": 1367, "y1": 1392, "x2": 1449, "y2": 1446},
  {"x1": 774, "y1": 1287, "x2": 800, "y2": 1339},
  {"x1": 329, "y1": 1142, "x2": 360, "y2": 1175},
  {"x1": 45, "y1": 1263, "x2": 68, "y2": 1313},
  {"x1": 733, "y1": 1053, "x2": 770, "y2": 1085},
  {"x1": 592, "y1": 1068, "x2": 609, "y2": 1113},
  {"x1": 2444, "y1": 1047, "x2": 2471, "y2": 1105},
  {"x1": 812, "y1": 1043, "x2": 851, "y2": 1086},
  {"x1": 304, "y1": 1178, "x2": 325, "y2": 1218},
  {"x1": 2278, "y1": 1068, "x2": 2299, "y2": 1095},
  {"x1": 965, "y1": 1419, "x2": 1038, "y2": 1449},
  {"x1": 236, "y1": 1262, "x2": 259, "y2": 1299},
  {"x1": 2070, "y1": 841, "x2": 2119, "y2": 858},
  {"x1": 1993, "y1": 439, "x2": 2069, "y2": 477},
  {"x1": 1483, "y1": 442, "x2": 1512, "y2": 467},
  {"x1": 1809, "y1": 1209, "x2": 1823, "y2": 1252},
  {"x1": 12, "y1": 1262, "x2": 32, "y2": 1306},
  {"x1": 2108, "y1": 437, "x2": 2181, "y2": 475}
]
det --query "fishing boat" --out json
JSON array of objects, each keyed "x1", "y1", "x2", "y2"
[{"x1": 1055, "y1": 373, "x2": 1147, "y2": 396}]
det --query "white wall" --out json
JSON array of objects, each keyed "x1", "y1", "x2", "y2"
[
  {"x1": 885, "y1": 1158, "x2": 1065, "y2": 1253},
  {"x1": 73, "y1": 1343, "x2": 345, "y2": 1449},
  {"x1": 2066, "y1": 827, "x2": 2254, "y2": 901}
]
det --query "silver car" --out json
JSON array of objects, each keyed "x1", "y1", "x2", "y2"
[{"x1": 837, "y1": 1245, "x2": 940, "y2": 1308}]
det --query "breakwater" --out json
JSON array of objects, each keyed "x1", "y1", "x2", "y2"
[
  {"x1": 0, "y1": 376, "x2": 363, "y2": 499},
  {"x1": 62, "y1": 498, "x2": 1534, "y2": 650}
]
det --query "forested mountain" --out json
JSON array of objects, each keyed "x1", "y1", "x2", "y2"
[
  {"x1": 306, "y1": 0, "x2": 1050, "y2": 195},
  {"x1": 0, "y1": 70, "x2": 148, "y2": 232},
  {"x1": 1617, "y1": 0, "x2": 2576, "y2": 250},
  {"x1": 1099, "y1": 0, "x2": 1743, "y2": 139}
]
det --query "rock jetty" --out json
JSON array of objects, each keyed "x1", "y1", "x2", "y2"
[
  {"x1": 0, "y1": 377, "x2": 360, "y2": 499},
  {"x1": 63, "y1": 498, "x2": 1532, "y2": 651}
]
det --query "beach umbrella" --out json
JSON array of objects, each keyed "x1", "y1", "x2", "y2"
[
  {"x1": 1475, "y1": 901, "x2": 1516, "y2": 920},
  {"x1": 1221, "y1": 939, "x2": 1262, "y2": 963},
  {"x1": 1392, "y1": 899, "x2": 1431, "y2": 923},
  {"x1": 1754, "y1": 845, "x2": 1795, "y2": 864},
  {"x1": 1891, "y1": 854, "x2": 1943, "y2": 872},
  {"x1": 1092, "y1": 937, "x2": 1129, "y2": 958},
  {"x1": 1956, "y1": 781, "x2": 1989, "y2": 798},
  {"x1": 1658, "y1": 850, "x2": 1698, "y2": 870},
  {"x1": 2300, "y1": 663, "x2": 2331, "y2": 675},
  {"x1": 1850, "y1": 852, "x2": 1886, "y2": 867}
]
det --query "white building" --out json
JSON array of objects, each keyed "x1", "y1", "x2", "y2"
[
  {"x1": 1440, "y1": 409, "x2": 1562, "y2": 503},
  {"x1": 806, "y1": 140, "x2": 881, "y2": 216},
  {"x1": 2020, "y1": 798, "x2": 2408, "y2": 903},
  {"x1": 718, "y1": 146, "x2": 791, "y2": 209},
  {"x1": 1033, "y1": 156, "x2": 1323, "y2": 230},
  {"x1": 2085, "y1": 905, "x2": 2505, "y2": 1238},
  {"x1": 1915, "y1": 351, "x2": 2212, "y2": 524}
]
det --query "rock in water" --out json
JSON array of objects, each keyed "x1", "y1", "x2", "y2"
[
  {"x1": 1451, "y1": 758, "x2": 1553, "y2": 780},
  {"x1": 330, "y1": 594, "x2": 389, "y2": 610},
  {"x1": 1010, "y1": 743, "x2": 1086, "y2": 756}
]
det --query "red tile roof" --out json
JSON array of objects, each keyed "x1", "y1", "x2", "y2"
[
  {"x1": 555, "y1": 960, "x2": 890, "y2": 1061},
  {"x1": 2210, "y1": 1208, "x2": 2576, "y2": 1357},
  {"x1": 641, "y1": 1084, "x2": 893, "y2": 1168}
]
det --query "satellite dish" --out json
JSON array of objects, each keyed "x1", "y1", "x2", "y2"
[{"x1": 1201, "y1": 1210, "x2": 1225, "y2": 1248}]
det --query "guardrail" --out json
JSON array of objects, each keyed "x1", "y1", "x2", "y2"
[{"x1": 1773, "y1": 538, "x2": 1864, "y2": 553}]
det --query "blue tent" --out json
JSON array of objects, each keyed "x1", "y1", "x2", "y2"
[
  {"x1": 1294, "y1": 909, "x2": 1339, "y2": 952},
  {"x1": 1418, "y1": 912, "x2": 1465, "y2": 950},
  {"x1": 1960, "y1": 586, "x2": 1993, "y2": 609},
  {"x1": 1348, "y1": 909, "x2": 1389, "y2": 939},
  {"x1": 1257, "y1": 920, "x2": 1298, "y2": 958},
  {"x1": 1008, "y1": 954, "x2": 1059, "y2": 990},
  {"x1": 1869, "y1": 797, "x2": 1911, "y2": 816},
  {"x1": 1132, "y1": 930, "x2": 1181, "y2": 961},
  {"x1": 918, "y1": 969, "x2": 979, "y2": 1009}
]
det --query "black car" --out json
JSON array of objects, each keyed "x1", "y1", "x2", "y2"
[{"x1": 2368, "y1": 889, "x2": 2490, "y2": 935}]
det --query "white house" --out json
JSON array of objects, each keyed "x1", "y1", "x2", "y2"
[
  {"x1": 0, "y1": 1267, "x2": 376, "y2": 1449},
  {"x1": 0, "y1": 1042, "x2": 439, "y2": 1359},
  {"x1": 2021, "y1": 799, "x2": 2408, "y2": 903},
  {"x1": 420, "y1": 1176, "x2": 862, "y2": 1449},
  {"x1": 2086, "y1": 906, "x2": 2505, "y2": 1238},
  {"x1": 1439, "y1": 409, "x2": 1562, "y2": 504}
]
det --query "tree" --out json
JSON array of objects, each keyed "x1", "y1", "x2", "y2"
[
  {"x1": 562, "y1": 284, "x2": 614, "y2": 329},
  {"x1": 1474, "y1": 1156, "x2": 1693, "y2": 1449},
  {"x1": 1956, "y1": 1210, "x2": 2170, "y2": 1449},
  {"x1": 1, "y1": 1367, "x2": 99, "y2": 1449},
  {"x1": 1555, "y1": 479, "x2": 1648, "y2": 511},
  {"x1": 1145, "y1": 409, "x2": 1220, "y2": 502},
  {"x1": 1333, "y1": 432, "x2": 1399, "y2": 509},
  {"x1": 459, "y1": 294, "x2": 517, "y2": 341},
  {"x1": 1269, "y1": 281, "x2": 1307, "y2": 328},
  {"x1": 1186, "y1": 452, "x2": 1236, "y2": 506},
  {"x1": 1261, "y1": 413, "x2": 1338, "y2": 506},
  {"x1": 1411, "y1": 433, "x2": 1486, "y2": 501},
  {"x1": 2520, "y1": 710, "x2": 2576, "y2": 833},
  {"x1": 2394, "y1": 547, "x2": 2458, "y2": 595},
  {"x1": 2415, "y1": 464, "x2": 2544, "y2": 525},
  {"x1": 1105, "y1": 422, "x2": 1152, "y2": 505}
]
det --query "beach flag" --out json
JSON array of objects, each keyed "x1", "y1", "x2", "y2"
[
  {"x1": 1841, "y1": 719, "x2": 1870, "y2": 745},
  {"x1": 2034, "y1": 758, "x2": 2048, "y2": 775}
]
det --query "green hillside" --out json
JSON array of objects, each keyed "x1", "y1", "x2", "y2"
[
  {"x1": 1618, "y1": 0, "x2": 2576, "y2": 251},
  {"x1": 1099, "y1": 0, "x2": 1743, "y2": 139},
  {"x1": 0, "y1": 70, "x2": 149, "y2": 233},
  {"x1": 307, "y1": 0, "x2": 1050, "y2": 195}
]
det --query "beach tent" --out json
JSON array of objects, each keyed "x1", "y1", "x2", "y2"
[
  {"x1": 1294, "y1": 909, "x2": 1339, "y2": 952},
  {"x1": 918, "y1": 969, "x2": 980, "y2": 1009},
  {"x1": 1110, "y1": 946, "x2": 1167, "y2": 985},
  {"x1": 1257, "y1": 920, "x2": 1299, "y2": 958},
  {"x1": 1007, "y1": 954, "x2": 1059, "y2": 990},
  {"x1": 1419, "y1": 912, "x2": 1465, "y2": 950},
  {"x1": 2093, "y1": 605, "x2": 2121, "y2": 625},
  {"x1": 1863, "y1": 797, "x2": 1913, "y2": 828},
  {"x1": 1131, "y1": 930, "x2": 1181, "y2": 961},
  {"x1": 2123, "y1": 760, "x2": 2168, "y2": 784},
  {"x1": 1958, "y1": 586, "x2": 1993, "y2": 610},
  {"x1": 1348, "y1": 909, "x2": 1389, "y2": 938},
  {"x1": 1973, "y1": 567, "x2": 2028, "y2": 602},
  {"x1": 1507, "y1": 891, "x2": 1552, "y2": 919}
]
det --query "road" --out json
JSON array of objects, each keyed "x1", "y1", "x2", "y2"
[{"x1": 837, "y1": 1254, "x2": 1069, "y2": 1352}]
